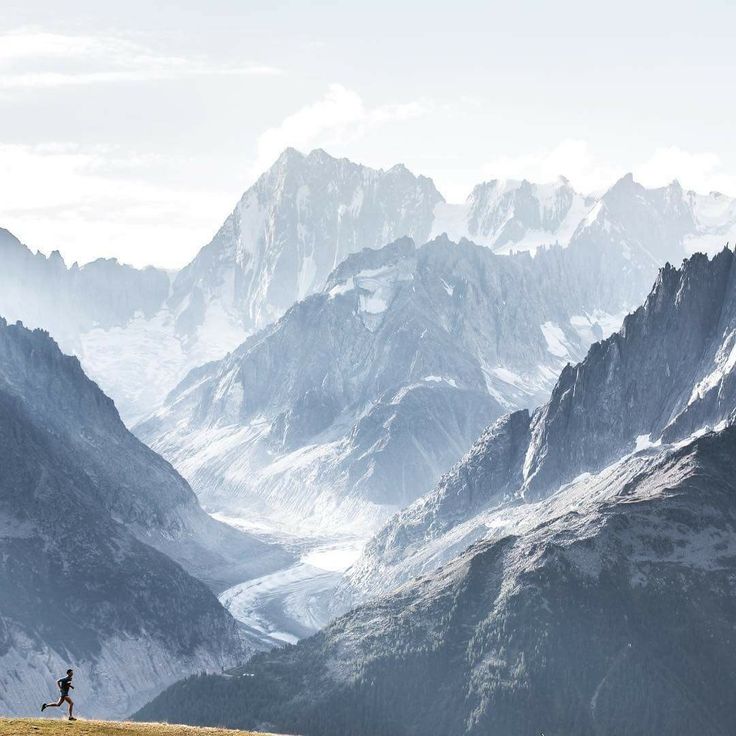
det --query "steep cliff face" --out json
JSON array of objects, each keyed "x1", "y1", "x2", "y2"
[
  {"x1": 135, "y1": 427, "x2": 736, "y2": 736},
  {"x1": 342, "y1": 409, "x2": 531, "y2": 598},
  {"x1": 523, "y1": 247, "x2": 736, "y2": 499},
  {"x1": 138, "y1": 235, "x2": 632, "y2": 536},
  {"x1": 344, "y1": 247, "x2": 736, "y2": 603},
  {"x1": 0, "y1": 320, "x2": 276, "y2": 718},
  {"x1": 0, "y1": 318, "x2": 289, "y2": 591}
]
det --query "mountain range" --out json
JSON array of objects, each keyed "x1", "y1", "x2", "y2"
[
  {"x1": 0, "y1": 150, "x2": 441, "y2": 424},
  {"x1": 137, "y1": 231, "x2": 637, "y2": 537},
  {"x1": 134, "y1": 248, "x2": 736, "y2": 736},
  {"x1": 4, "y1": 149, "x2": 736, "y2": 426},
  {"x1": 133, "y1": 162, "x2": 736, "y2": 539}
]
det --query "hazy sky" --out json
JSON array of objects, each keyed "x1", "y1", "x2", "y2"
[{"x1": 1, "y1": 0, "x2": 735, "y2": 268}]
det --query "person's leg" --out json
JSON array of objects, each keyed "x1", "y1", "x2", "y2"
[
  {"x1": 65, "y1": 696, "x2": 75, "y2": 718},
  {"x1": 44, "y1": 696, "x2": 65, "y2": 709}
]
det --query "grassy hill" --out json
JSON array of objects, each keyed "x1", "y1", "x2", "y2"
[{"x1": 0, "y1": 720, "x2": 272, "y2": 736}]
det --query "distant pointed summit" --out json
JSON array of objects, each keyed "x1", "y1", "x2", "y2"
[{"x1": 169, "y1": 147, "x2": 443, "y2": 336}]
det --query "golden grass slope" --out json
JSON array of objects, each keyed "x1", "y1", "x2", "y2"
[{"x1": 0, "y1": 719, "x2": 274, "y2": 736}]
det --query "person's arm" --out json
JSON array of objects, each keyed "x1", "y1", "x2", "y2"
[{"x1": 57, "y1": 679, "x2": 63, "y2": 689}]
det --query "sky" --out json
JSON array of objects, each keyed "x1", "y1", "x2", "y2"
[{"x1": 1, "y1": 0, "x2": 735, "y2": 269}]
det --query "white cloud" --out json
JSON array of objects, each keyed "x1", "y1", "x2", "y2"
[
  {"x1": 481, "y1": 139, "x2": 622, "y2": 195},
  {"x1": 635, "y1": 146, "x2": 736, "y2": 194},
  {"x1": 0, "y1": 82, "x2": 429, "y2": 268},
  {"x1": 480, "y1": 139, "x2": 736, "y2": 198},
  {"x1": 0, "y1": 143, "x2": 230, "y2": 268},
  {"x1": 0, "y1": 31, "x2": 105, "y2": 61},
  {"x1": 251, "y1": 84, "x2": 429, "y2": 175},
  {"x1": 0, "y1": 29, "x2": 281, "y2": 89}
]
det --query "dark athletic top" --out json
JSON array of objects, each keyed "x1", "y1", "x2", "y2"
[{"x1": 58, "y1": 676, "x2": 72, "y2": 694}]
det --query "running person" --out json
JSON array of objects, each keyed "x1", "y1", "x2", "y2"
[{"x1": 41, "y1": 668, "x2": 76, "y2": 720}]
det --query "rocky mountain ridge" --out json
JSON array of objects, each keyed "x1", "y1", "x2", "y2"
[{"x1": 342, "y1": 246, "x2": 736, "y2": 604}]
